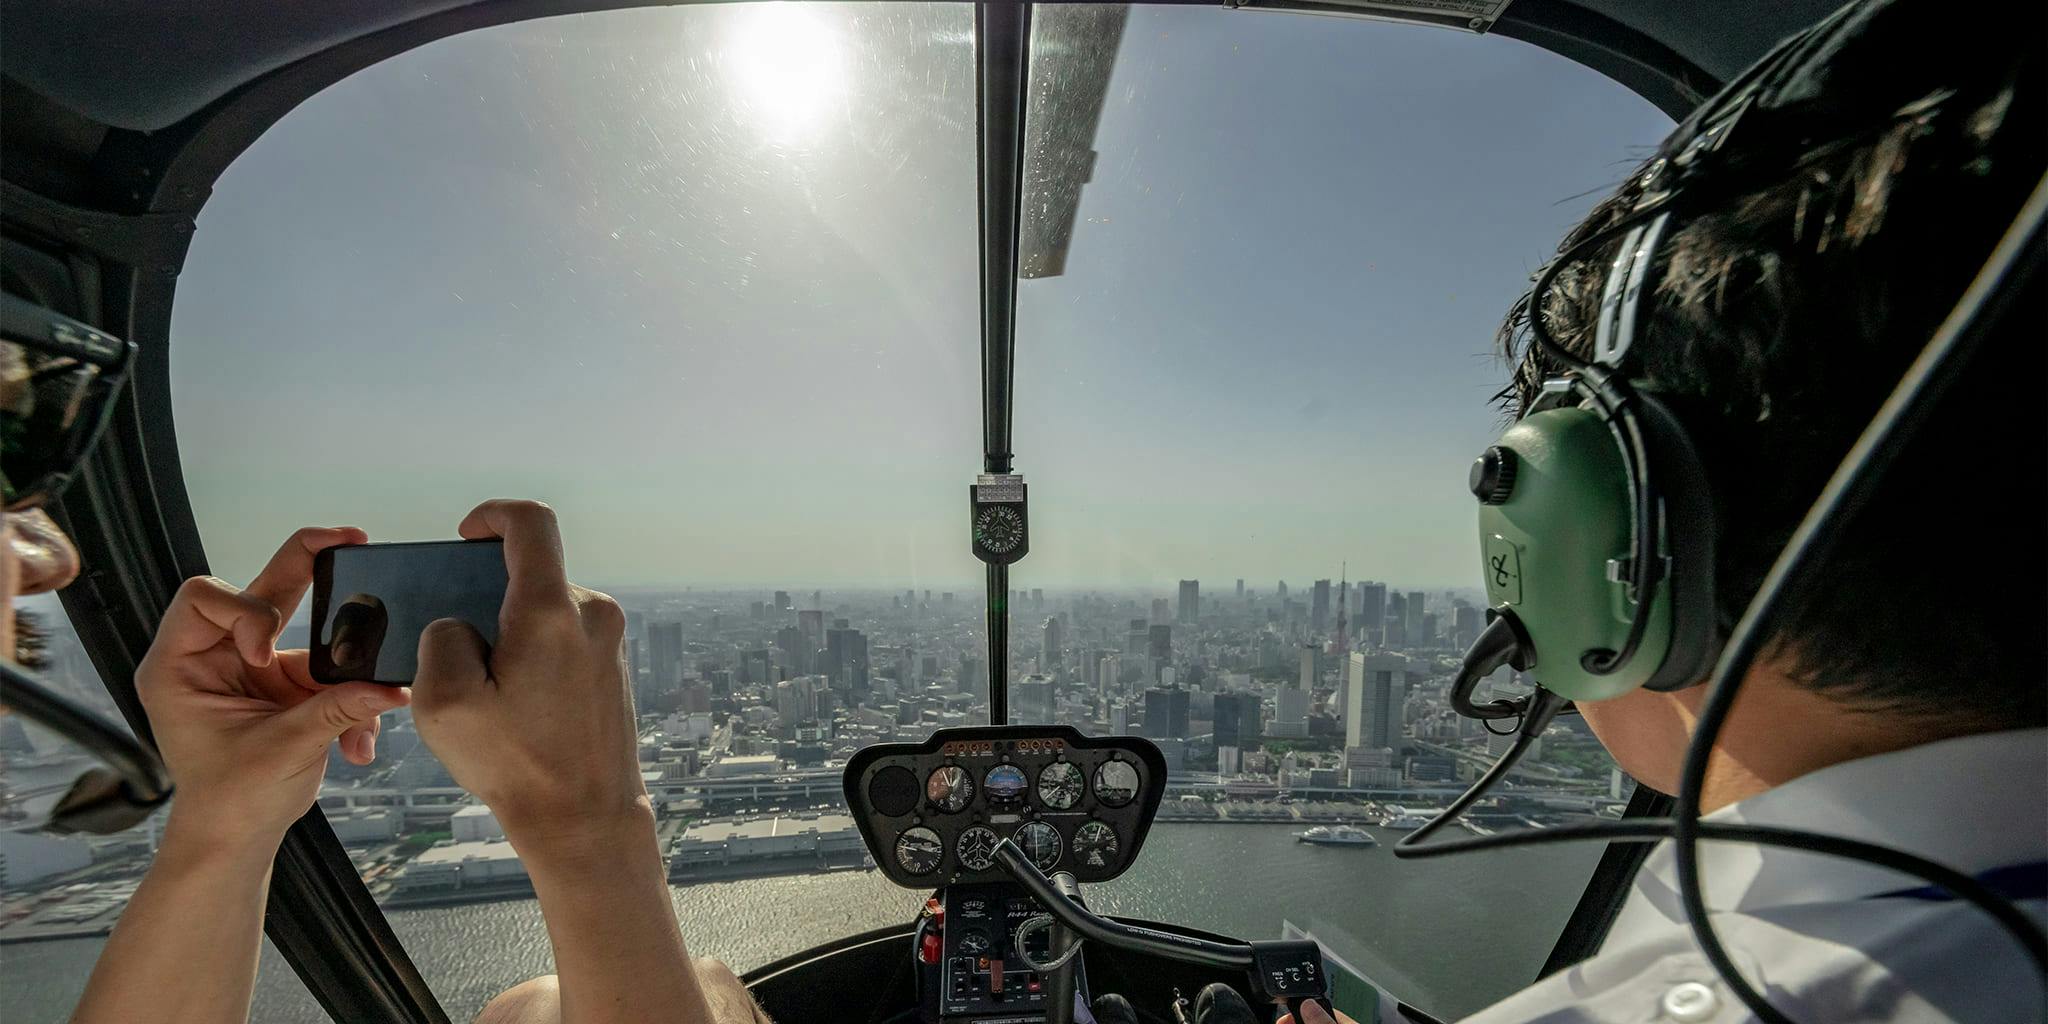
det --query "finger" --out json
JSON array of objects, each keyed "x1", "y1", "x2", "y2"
[
  {"x1": 1302, "y1": 1002, "x2": 1338, "y2": 1024},
  {"x1": 339, "y1": 713, "x2": 383, "y2": 765},
  {"x1": 414, "y1": 618, "x2": 491, "y2": 706},
  {"x1": 244, "y1": 526, "x2": 369, "y2": 631},
  {"x1": 272, "y1": 681, "x2": 408, "y2": 752},
  {"x1": 457, "y1": 500, "x2": 568, "y2": 611},
  {"x1": 156, "y1": 575, "x2": 284, "y2": 664},
  {"x1": 274, "y1": 649, "x2": 323, "y2": 693}
]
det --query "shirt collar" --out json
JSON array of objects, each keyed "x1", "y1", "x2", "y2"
[{"x1": 1605, "y1": 726, "x2": 2048, "y2": 948}]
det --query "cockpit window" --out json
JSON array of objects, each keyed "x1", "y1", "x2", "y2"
[
  {"x1": 1010, "y1": 6, "x2": 1668, "y2": 1017},
  {"x1": 168, "y1": 4, "x2": 981, "y2": 1018}
]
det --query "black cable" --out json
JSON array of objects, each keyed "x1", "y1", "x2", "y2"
[
  {"x1": 1669, "y1": 167, "x2": 2048, "y2": 1024},
  {"x1": 1395, "y1": 689, "x2": 1567, "y2": 851}
]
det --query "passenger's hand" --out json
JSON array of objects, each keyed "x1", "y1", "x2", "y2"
[
  {"x1": 410, "y1": 500, "x2": 644, "y2": 858},
  {"x1": 1278, "y1": 1001, "x2": 1356, "y2": 1024},
  {"x1": 136, "y1": 527, "x2": 410, "y2": 848}
]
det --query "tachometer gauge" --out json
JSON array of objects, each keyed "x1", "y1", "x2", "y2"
[
  {"x1": 956, "y1": 929, "x2": 991, "y2": 955},
  {"x1": 1072, "y1": 821, "x2": 1120, "y2": 869},
  {"x1": 895, "y1": 827, "x2": 945, "y2": 875},
  {"x1": 1036, "y1": 761, "x2": 1085, "y2": 809},
  {"x1": 927, "y1": 765, "x2": 974, "y2": 812},
  {"x1": 1014, "y1": 821, "x2": 1062, "y2": 871},
  {"x1": 984, "y1": 764, "x2": 1028, "y2": 802},
  {"x1": 956, "y1": 825, "x2": 1000, "y2": 871},
  {"x1": 1093, "y1": 760, "x2": 1140, "y2": 808}
]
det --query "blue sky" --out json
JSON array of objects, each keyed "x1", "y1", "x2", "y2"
[{"x1": 169, "y1": 3, "x2": 1668, "y2": 591}]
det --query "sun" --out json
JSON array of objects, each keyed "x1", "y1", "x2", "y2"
[{"x1": 722, "y1": 3, "x2": 849, "y2": 143}]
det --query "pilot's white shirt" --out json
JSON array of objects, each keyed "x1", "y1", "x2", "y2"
[{"x1": 1455, "y1": 727, "x2": 2047, "y2": 1024}]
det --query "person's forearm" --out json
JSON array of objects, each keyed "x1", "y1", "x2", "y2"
[
  {"x1": 71, "y1": 812, "x2": 277, "y2": 1024},
  {"x1": 516, "y1": 799, "x2": 715, "y2": 1024}
]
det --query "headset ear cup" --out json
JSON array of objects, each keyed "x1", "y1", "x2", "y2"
[{"x1": 1634, "y1": 392, "x2": 1725, "y2": 691}]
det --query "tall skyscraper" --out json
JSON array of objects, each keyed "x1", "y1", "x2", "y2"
[
  {"x1": 1148, "y1": 624, "x2": 1172, "y2": 663},
  {"x1": 1040, "y1": 616, "x2": 1064, "y2": 675},
  {"x1": 825, "y1": 619, "x2": 869, "y2": 691},
  {"x1": 1150, "y1": 597, "x2": 1171, "y2": 625},
  {"x1": 1299, "y1": 644, "x2": 1319, "y2": 692},
  {"x1": 773, "y1": 590, "x2": 792, "y2": 611},
  {"x1": 1014, "y1": 674, "x2": 1056, "y2": 724},
  {"x1": 1143, "y1": 687, "x2": 1190, "y2": 739},
  {"x1": 1235, "y1": 579, "x2": 1245, "y2": 600},
  {"x1": 648, "y1": 622, "x2": 685, "y2": 688},
  {"x1": 1031, "y1": 588, "x2": 1044, "y2": 610},
  {"x1": 1311, "y1": 579, "x2": 1332, "y2": 633},
  {"x1": 1125, "y1": 619, "x2": 1149, "y2": 658},
  {"x1": 797, "y1": 609, "x2": 825, "y2": 660},
  {"x1": 1385, "y1": 591, "x2": 1408, "y2": 647},
  {"x1": 1346, "y1": 652, "x2": 1410, "y2": 751},
  {"x1": 1405, "y1": 591, "x2": 1426, "y2": 645},
  {"x1": 1453, "y1": 603, "x2": 1483, "y2": 649},
  {"x1": 1096, "y1": 652, "x2": 1122, "y2": 702},
  {"x1": 1359, "y1": 583, "x2": 1387, "y2": 646},
  {"x1": 1176, "y1": 580, "x2": 1200, "y2": 624},
  {"x1": 1213, "y1": 692, "x2": 1254, "y2": 749}
]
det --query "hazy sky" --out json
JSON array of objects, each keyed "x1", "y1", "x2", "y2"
[{"x1": 170, "y1": 3, "x2": 1668, "y2": 591}]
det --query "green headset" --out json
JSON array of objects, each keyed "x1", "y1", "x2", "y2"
[{"x1": 1451, "y1": 208, "x2": 1725, "y2": 719}]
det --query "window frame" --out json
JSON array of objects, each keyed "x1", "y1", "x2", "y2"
[{"x1": 32, "y1": 2, "x2": 1727, "y2": 1020}]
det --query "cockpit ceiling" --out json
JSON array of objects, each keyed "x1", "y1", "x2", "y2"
[{"x1": 3, "y1": 0, "x2": 1844, "y2": 132}]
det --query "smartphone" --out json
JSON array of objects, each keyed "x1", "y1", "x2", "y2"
[{"x1": 309, "y1": 540, "x2": 507, "y2": 685}]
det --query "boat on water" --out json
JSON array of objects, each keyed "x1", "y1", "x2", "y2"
[{"x1": 1295, "y1": 825, "x2": 1377, "y2": 847}]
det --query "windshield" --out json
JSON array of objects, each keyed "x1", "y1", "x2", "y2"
[
  {"x1": 9, "y1": 3, "x2": 1668, "y2": 1021},
  {"x1": 1008, "y1": 5, "x2": 1667, "y2": 1017},
  {"x1": 168, "y1": 4, "x2": 979, "y2": 1018}
]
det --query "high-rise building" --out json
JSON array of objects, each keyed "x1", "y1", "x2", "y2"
[
  {"x1": 1014, "y1": 674, "x2": 1056, "y2": 724},
  {"x1": 1277, "y1": 581, "x2": 1289, "y2": 601},
  {"x1": 1453, "y1": 603, "x2": 1483, "y2": 649},
  {"x1": 1385, "y1": 591, "x2": 1408, "y2": 647},
  {"x1": 825, "y1": 620, "x2": 869, "y2": 691},
  {"x1": 1236, "y1": 579, "x2": 1245, "y2": 600},
  {"x1": 798, "y1": 609, "x2": 825, "y2": 650},
  {"x1": 1311, "y1": 580, "x2": 1332, "y2": 633},
  {"x1": 1148, "y1": 624, "x2": 1172, "y2": 663},
  {"x1": 1125, "y1": 619, "x2": 1150, "y2": 658},
  {"x1": 1040, "y1": 617, "x2": 1064, "y2": 675},
  {"x1": 648, "y1": 622, "x2": 685, "y2": 688},
  {"x1": 1405, "y1": 591, "x2": 1426, "y2": 644},
  {"x1": 774, "y1": 625, "x2": 807, "y2": 674},
  {"x1": 1299, "y1": 645, "x2": 1319, "y2": 692},
  {"x1": 773, "y1": 590, "x2": 792, "y2": 611},
  {"x1": 1031, "y1": 588, "x2": 1044, "y2": 610},
  {"x1": 1150, "y1": 598, "x2": 1171, "y2": 625},
  {"x1": 1274, "y1": 686, "x2": 1310, "y2": 738},
  {"x1": 1095, "y1": 653, "x2": 1122, "y2": 701},
  {"x1": 1347, "y1": 652, "x2": 1410, "y2": 751},
  {"x1": 1176, "y1": 580, "x2": 1200, "y2": 624},
  {"x1": 1419, "y1": 612, "x2": 1439, "y2": 647},
  {"x1": 1360, "y1": 583, "x2": 1387, "y2": 646},
  {"x1": 1213, "y1": 692, "x2": 1255, "y2": 749},
  {"x1": 1143, "y1": 687, "x2": 1190, "y2": 739}
]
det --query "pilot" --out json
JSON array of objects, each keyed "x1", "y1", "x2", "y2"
[{"x1": 1294, "y1": 2, "x2": 2044, "y2": 1023}]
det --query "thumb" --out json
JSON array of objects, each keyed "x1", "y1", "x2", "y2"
[
  {"x1": 414, "y1": 617, "x2": 491, "y2": 701},
  {"x1": 276, "y1": 682, "x2": 409, "y2": 748}
]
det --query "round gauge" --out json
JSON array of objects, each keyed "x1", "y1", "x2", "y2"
[
  {"x1": 984, "y1": 764, "x2": 1028, "y2": 802},
  {"x1": 926, "y1": 765, "x2": 974, "y2": 812},
  {"x1": 894, "y1": 827, "x2": 945, "y2": 875},
  {"x1": 867, "y1": 766, "x2": 919, "y2": 817},
  {"x1": 1036, "y1": 761, "x2": 1085, "y2": 809},
  {"x1": 1014, "y1": 821, "x2": 1063, "y2": 871},
  {"x1": 956, "y1": 825, "x2": 1000, "y2": 871},
  {"x1": 1094, "y1": 760, "x2": 1140, "y2": 807},
  {"x1": 1072, "y1": 820, "x2": 1121, "y2": 870},
  {"x1": 974, "y1": 506, "x2": 1025, "y2": 554},
  {"x1": 956, "y1": 929, "x2": 991, "y2": 955}
]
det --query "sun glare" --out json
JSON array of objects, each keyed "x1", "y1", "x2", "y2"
[{"x1": 722, "y1": 4, "x2": 849, "y2": 143}]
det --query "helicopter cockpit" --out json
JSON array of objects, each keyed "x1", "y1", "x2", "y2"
[{"x1": 6, "y1": 2, "x2": 2040, "y2": 1024}]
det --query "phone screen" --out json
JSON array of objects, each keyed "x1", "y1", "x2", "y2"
[{"x1": 309, "y1": 540, "x2": 507, "y2": 684}]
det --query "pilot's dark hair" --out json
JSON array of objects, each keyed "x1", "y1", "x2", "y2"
[{"x1": 1496, "y1": 54, "x2": 2044, "y2": 727}]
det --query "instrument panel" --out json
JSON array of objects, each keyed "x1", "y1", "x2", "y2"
[{"x1": 844, "y1": 726, "x2": 1167, "y2": 887}]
